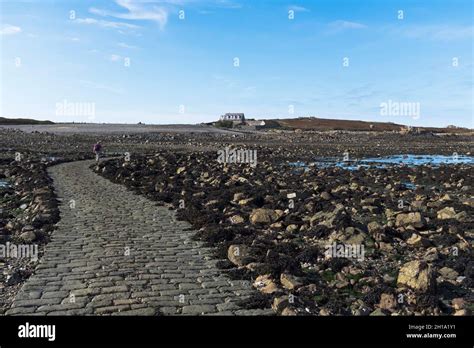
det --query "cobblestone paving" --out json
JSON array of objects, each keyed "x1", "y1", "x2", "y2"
[{"x1": 6, "y1": 160, "x2": 271, "y2": 316}]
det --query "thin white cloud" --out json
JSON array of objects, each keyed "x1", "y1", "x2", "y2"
[
  {"x1": 109, "y1": 54, "x2": 122, "y2": 62},
  {"x1": 75, "y1": 17, "x2": 140, "y2": 29},
  {"x1": 118, "y1": 42, "x2": 137, "y2": 49},
  {"x1": 1, "y1": 24, "x2": 22, "y2": 36},
  {"x1": 328, "y1": 20, "x2": 367, "y2": 32},
  {"x1": 395, "y1": 25, "x2": 474, "y2": 41},
  {"x1": 214, "y1": 0, "x2": 242, "y2": 9},
  {"x1": 90, "y1": 0, "x2": 168, "y2": 30},
  {"x1": 289, "y1": 5, "x2": 309, "y2": 12},
  {"x1": 89, "y1": 0, "x2": 242, "y2": 30}
]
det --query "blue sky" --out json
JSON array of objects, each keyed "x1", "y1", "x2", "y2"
[{"x1": 1, "y1": 0, "x2": 472, "y2": 127}]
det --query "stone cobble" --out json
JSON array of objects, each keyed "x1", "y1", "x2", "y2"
[{"x1": 6, "y1": 160, "x2": 268, "y2": 316}]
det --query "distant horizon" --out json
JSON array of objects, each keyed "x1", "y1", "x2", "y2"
[
  {"x1": 1, "y1": 0, "x2": 472, "y2": 128},
  {"x1": 1, "y1": 114, "x2": 471, "y2": 129}
]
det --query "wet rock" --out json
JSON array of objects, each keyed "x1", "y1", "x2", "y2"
[
  {"x1": 395, "y1": 212, "x2": 425, "y2": 229},
  {"x1": 280, "y1": 273, "x2": 303, "y2": 290},
  {"x1": 437, "y1": 207, "x2": 456, "y2": 220},
  {"x1": 281, "y1": 307, "x2": 298, "y2": 316},
  {"x1": 254, "y1": 274, "x2": 279, "y2": 294},
  {"x1": 19, "y1": 230, "x2": 36, "y2": 243},
  {"x1": 424, "y1": 248, "x2": 439, "y2": 262},
  {"x1": 379, "y1": 293, "x2": 397, "y2": 311},
  {"x1": 370, "y1": 308, "x2": 386, "y2": 316},
  {"x1": 351, "y1": 299, "x2": 372, "y2": 316},
  {"x1": 6, "y1": 270, "x2": 24, "y2": 286},
  {"x1": 452, "y1": 298, "x2": 465, "y2": 310},
  {"x1": 249, "y1": 208, "x2": 280, "y2": 225},
  {"x1": 320, "y1": 192, "x2": 332, "y2": 200},
  {"x1": 367, "y1": 221, "x2": 383, "y2": 234},
  {"x1": 397, "y1": 260, "x2": 435, "y2": 293},
  {"x1": 233, "y1": 193, "x2": 244, "y2": 202},
  {"x1": 285, "y1": 224, "x2": 298, "y2": 233},
  {"x1": 272, "y1": 296, "x2": 289, "y2": 312},
  {"x1": 31, "y1": 213, "x2": 52, "y2": 228},
  {"x1": 245, "y1": 262, "x2": 267, "y2": 273},
  {"x1": 238, "y1": 198, "x2": 254, "y2": 206},
  {"x1": 438, "y1": 267, "x2": 458, "y2": 281},
  {"x1": 406, "y1": 233, "x2": 430, "y2": 247},
  {"x1": 229, "y1": 215, "x2": 244, "y2": 224},
  {"x1": 227, "y1": 244, "x2": 252, "y2": 267},
  {"x1": 454, "y1": 211, "x2": 469, "y2": 222}
]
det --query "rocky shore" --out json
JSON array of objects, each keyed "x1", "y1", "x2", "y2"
[
  {"x1": 0, "y1": 158, "x2": 61, "y2": 311},
  {"x1": 93, "y1": 145, "x2": 473, "y2": 316},
  {"x1": 1, "y1": 127, "x2": 472, "y2": 316},
  {"x1": 0, "y1": 129, "x2": 92, "y2": 313}
]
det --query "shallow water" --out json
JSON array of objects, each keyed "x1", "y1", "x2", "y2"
[
  {"x1": 289, "y1": 154, "x2": 474, "y2": 171},
  {"x1": 0, "y1": 180, "x2": 10, "y2": 188},
  {"x1": 359, "y1": 154, "x2": 473, "y2": 166}
]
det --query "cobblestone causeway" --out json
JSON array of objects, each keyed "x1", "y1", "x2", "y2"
[{"x1": 6, "y1": 160, "x2": 271, "y2": 316}]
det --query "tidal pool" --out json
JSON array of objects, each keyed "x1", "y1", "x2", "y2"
[{"x1": 289, "y1": 154, "x2": 474, "y2": 171}]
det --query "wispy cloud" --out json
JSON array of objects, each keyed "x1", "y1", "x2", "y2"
[
  {"x1": 327, "y1": 20, "x2": 367, "y2": 33},
  {"x1": 214, "y1": 0, "x2": 242, "y2": 9},
  {"x1": 75, "y1": 17, "x2": 140, "y2": 30},
  {"x1": 90, "y1": 0, "x2": 168, "y2": 30},
  {"x1": 109, "y1": 54, "x2": 122, "y2": 62},
  {"x1": 118, "y1": 42, "x2": 137, "y2": 49},
  {"x1": 1, "y1": 24, "x2": 22, "y2": 36},
  {"x1": 89, "y1": 0, "x2": 242, "y2": 30},
  {"x1": 289, "y1": 5, "x2": 310, "y2": 13},
  {"x1": 394, "y1": 25, "x2": 474, "y2": 41}
]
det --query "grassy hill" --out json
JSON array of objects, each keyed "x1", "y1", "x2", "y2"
[
  {"x1": 260, "y1": 117, "x2": 470, "y2": 133},
  {"x1": 0, "y1": 117, "x2": 54, "y2": 125}
]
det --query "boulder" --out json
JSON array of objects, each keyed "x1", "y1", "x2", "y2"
[
  {"x1": 397, "y1": 260, "x2": 435, "y2": 293},
  {"x1": 320, "y1": 192, "x2": 332, "y2": 200},
  {"x1": 437, "y1": 207, "x2": 456, "y2": 220},
  {"x1": 395, "y1": 212, "x2": 425, "y2": 228},
  {"x1": 367, "y1": 221, "x2": 383, "y2": 234},
  {"x1": 253, "y1": 274, "x2": 279, "y2": 294},
  {"x1": 249, "y1": 208, "x2": 280, "y2": 225},
  {"x1": 281, "y1": 307, "x2": 298, "y2": 316},
  {"x1": 229, "y1": 215, "x2": 244, "y2": 224},
  {"x1": 370, "y1": 308, "x2": 386, "y2": 316},
  {"x1": 379, "y1": 293, "x2": 397, "y2": 311},
  {"x1": 272, "y1": 296, "x2": 289, "y2": 312},
  {"x1": 438, "y1": 267, "x2": 458, "y2": 280},
  {"x1": 406, "y1": 233, "x2": 430, "y2": 247},
  {"x1": 227, "y1": 244, "x2": 252, "y2": 267},
  {"x1": 19, "y1": 230, "x2": 36, "y2": 243},
  {"x1": 280, "y1": 273, "x2": 303, "y2": 290}
]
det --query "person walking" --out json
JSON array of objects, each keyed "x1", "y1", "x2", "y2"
[{"x1": 93, "y1": 141, "x2": 102, "y2": 162}]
